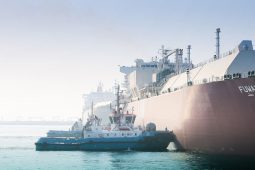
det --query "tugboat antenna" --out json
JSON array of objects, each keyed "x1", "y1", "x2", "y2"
[
  {"x1": 116, "y1": 85, "x2": 120, "y2": 115},
  {"x1": 91, "y1": 101, "x2": 94, "y2": 115}
]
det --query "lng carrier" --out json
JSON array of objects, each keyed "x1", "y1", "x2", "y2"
[
  {"x1": 121, "y1": 28, "x2": 255, "y2": 155},
  {"x1": 37, "y1": 28, "x2": 255, "y2": 155}
]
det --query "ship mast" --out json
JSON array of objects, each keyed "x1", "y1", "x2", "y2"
[
  {"x1": 187, "y1": 45, "x2": 191, "y2": 69},
  {"x1": 216, "y1": 28, "x2": 221, "y2": 59},
  {"x1": 91, "y1": 101, "x2": 94, "y2": 115},
  {"x1": 116, "y1": 85, "x2": 120, "y2": 115}
]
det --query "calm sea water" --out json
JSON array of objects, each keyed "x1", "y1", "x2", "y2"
[{"x1": 0, "y1": 124, "x2": 255, "y2": 170}]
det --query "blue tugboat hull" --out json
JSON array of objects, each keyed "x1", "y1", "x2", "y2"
[{"x1": 35, "y1": 131, "x2": 173, "y2": 151}]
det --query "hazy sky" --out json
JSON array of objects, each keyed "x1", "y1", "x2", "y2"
[{"x1": 0, "y1": 0, "x2": 255, "y2": 120}]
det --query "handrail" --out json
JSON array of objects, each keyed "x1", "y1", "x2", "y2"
[
  {"x1": 193, "y1": 47, "x2": 237, "y2": 69},
  {"x1": 130, "y1": 74, "x2": 253, "y2": 102}
]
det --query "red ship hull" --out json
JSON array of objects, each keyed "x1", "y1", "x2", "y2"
[{"x1": 127, "y1": 78, "x2": 255, "y2": 155}]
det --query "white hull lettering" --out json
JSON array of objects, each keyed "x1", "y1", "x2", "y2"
[{"x1": 238, "y1": 85, "x2": 255, "y2": 94}]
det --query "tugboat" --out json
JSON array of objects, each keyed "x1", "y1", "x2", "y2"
[{"x1": 35, "y1": 85, "x2": 174, "y2": 151}]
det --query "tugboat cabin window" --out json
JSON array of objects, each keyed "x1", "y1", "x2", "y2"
[
  {"x1": 125, "y1": 116, "x2": 132, "y2": 124},
  {"x1": 109, "y1": 117, "x2": 113, "y2": 124},
  {"x1": 113, "y1": 117, "x2": 120, "y2": 124},
  {"x1": 125, "y1": 115, "x2": 136, "y2": 124},
  {"x1": 132, "y1": 115, "x2": 136, "y2": 123},
  {"x1": 109, "y1": 116, "x2": 120, "y2": 124}
]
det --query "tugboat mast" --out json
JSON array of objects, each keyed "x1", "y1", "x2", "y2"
[
  {"x1": 116, "y1": 85, "x2": 120, "y2": 115},
  {"x1": 91, "y1": 101, "x2": 94, "y2": 115}
]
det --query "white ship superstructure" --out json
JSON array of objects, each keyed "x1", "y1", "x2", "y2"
[{"x1": 82, "y1": 83, "x2": 115, "y2": 124}]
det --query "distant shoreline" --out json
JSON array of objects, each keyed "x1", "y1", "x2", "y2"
[{"x1": 0, "y1": 121, "x2": 74, "y2": 125}]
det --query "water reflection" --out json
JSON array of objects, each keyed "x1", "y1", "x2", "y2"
[
  {"x1": 85, "y1": 150, "x2": 255, "y2": 170},
  {"x1": 186, "y1": 152, "x2": 255, "y2": 170}
]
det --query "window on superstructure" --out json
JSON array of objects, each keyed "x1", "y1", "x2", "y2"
[
  {"x1": 125, "y1": 116, "x2": 132, "y2": 124},
  {"x1": 132, "y1": 115, "x2": 136, "y2": 123},
  {"x1": 109, "y1": 117, "x2": 113, "y2": 124},
  {"x1": 113, "y1": 117, "x2": 120, "y2": 124}
]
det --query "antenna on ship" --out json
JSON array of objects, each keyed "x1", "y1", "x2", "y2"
[
  {"x1": 91, "y1": 101, "x2": 94, "y2": 115},
  {"x1": 216, "y1": 28, "x2": 221, "y2": 59},
  {"x1": 116, "y1": 84, "x2": 120, "y2": 115}
]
